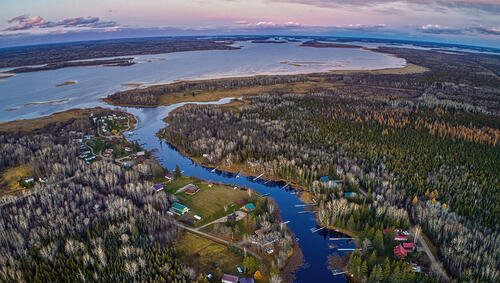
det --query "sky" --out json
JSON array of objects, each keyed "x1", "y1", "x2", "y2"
[{"x1": 0, "y1": 0, "x2": 499, "y2": 48}]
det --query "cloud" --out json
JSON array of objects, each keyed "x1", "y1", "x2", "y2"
[
  {"x1": 419, "y1": 24, "x2": 464, "y2": 34},
  {"x1": 6, "y1": 15, "x2": 47, "y2": 31},
  {"x1": 4, "y1": 15, "x2": 119, "y2": 32},
  {"x1": 473, "y1": 26, "x2": 500, "y2": 35},
  {"x1": 416, "y1": 24, "x2": 500, "y2": 36},
  {"x1": 333, "y1": 23, "x2": 386, "y2": 31},
  {"x1": 269, "y1": 0, "x2": 500, "y2": 13}
]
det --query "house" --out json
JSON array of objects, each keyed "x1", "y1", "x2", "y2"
[
  {"x1": 239, "y1": 278, "x2": 255, "y2": 283},
  {"x1": 320, "y1": 176, "x2": 330, "y2": 183},
  {"x1": 136, "y1": 151, "x2": 145, "y2": 156},
  {"x1": 171, "y1": 202, "x2": 190, "y2": 215},
  {"x1": 24, "y1": 178, "x2": 34, "y2": 183},
  {"x1": 185, "y1": 185, "x2": 200, "y2": 195},
  {"x1": 176, "y1": 184, "x2": 199, "y2": 194},
  {"x1": 344, "y1": 192, "x2": 358, "y2": 198},
  {"x1": 221, "y1": 274, "x2": 238, "y2": 283},
  {"x1": 395, "y1": 235, "x2": 408, "y2": 241},
  {"x1": 403, "y1": 242, "x2": 415, "y2": 251},
  {"x1": 164, "y1": 173, "x2": 173, "y2": 180},
  {"x1": 237, "y1": 266, "x2": 243, "y2": 273},
  {"x1": 393, "y1": 244, "x2": 407, "y2": 259},
  {"x1": 152, "y1": 184, "x2": 164, "y2": 192},
  {"x1": 194, "y1": 215, "x2": 202, "y2": 220},
  {"x1": 242, "y1": 203, "x2": 256, "y2": 212}
]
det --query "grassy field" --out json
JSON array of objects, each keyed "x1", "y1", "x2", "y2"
[
  {"x1": 175, "y1": 231, "x2": 244, "y2": 275},
  {"x1": 0, "y1": 165, "x2": 31, "y2": 196},
  {"x1": 172, "y1": 178, "x2": 250, "y2": 227}
]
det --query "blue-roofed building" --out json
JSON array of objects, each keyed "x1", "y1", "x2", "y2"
[
  {"x1": 320, "y1": 176, "x2": 330, "y2": 182},
  {"x1": 242, "y1": 203, "x2": 256, "y2": 212},
  {"x1": 171, "y1": 202, "x2": 190, "y2": 215},
  {"x1": 344, "y1": 192, "x2": 358, "y2": 198}
]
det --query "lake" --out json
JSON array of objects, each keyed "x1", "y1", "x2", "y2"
[{"x1": 0, "y1": 41, "x2": 405, "y2": 123}]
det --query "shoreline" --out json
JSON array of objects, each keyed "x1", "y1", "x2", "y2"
[{"x1": 104, "y1": 61, "x2": 427, "y2": 108}]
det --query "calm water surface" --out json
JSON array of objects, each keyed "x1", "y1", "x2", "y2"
[{"x1": 0, "y1": 41, "x2": 404, "y2": 122}]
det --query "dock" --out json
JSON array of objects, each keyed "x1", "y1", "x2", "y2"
[
  {"x1": 283, "y1": 182, "x2": 290, "y2": 189},
  {"x1": 310, "y1": 226, "x2": 325, "y2": 233},
  {"x1": 282, "y1": 221, "x2": 290, "y2": 225},
  {"x1": 297, "y1": 211, "x2": 316, "y2": 214},
  {"x1": 330, "y1": 237, "x2": 355, "y2": 240},
  {"x1": 332, "y1": 271, "x2": 347, "y2": 276},
  {"x1": 210, "y1": 166, "x2": 218, "y2": 173},
  {"x1": 337, "y1": 248, "x2": 361, "y2": 251},
  {"x1": 294, "y1": 203, "x2": 317, "y2": 207},
  {"x1": 262, "y1": 193, "x2": 271, "y2": 197},
  {"x1": 235, "y1": 170, "x2": 242, "y2": 178},
  {"x1": 253, "y1": 173, "x2": 264, "y2": 181}
]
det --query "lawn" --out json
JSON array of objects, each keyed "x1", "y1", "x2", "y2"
[
  {"x1": 0, "y1": 165, "x2": 31, "y2": 196},
  {"x1": 164, "y1": 176, "x2": 252, "y2": 227},
  {"x1": 175, "y1": 231, "x2": 244, "y2": 275},
  {"x1": 180, "y1": 183, "x2": 250, "y2": 226}
]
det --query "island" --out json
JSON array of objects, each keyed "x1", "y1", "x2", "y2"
[
  {"x1": 0, "y1": 37, "x2": 239, "y2": 70},
  {"x1": 4, "y1": 58, "x2": 135, "y2": 74},
  {"x1": 300, "y1": 40, "x2": 363, "y2": 49},
  {"x1": 56, "y1": 81, "x2": 77, "y2": 87}
]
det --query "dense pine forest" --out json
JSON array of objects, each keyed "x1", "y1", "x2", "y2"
[
  {"x1": 0, "y1": 114, "x2": 199, "y2": 282},
  {"x1": 161, "y1": 93, "x2": 499, "y2": 281}
]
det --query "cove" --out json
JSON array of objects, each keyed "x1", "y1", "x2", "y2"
[{"x1": 122, "y1": 98, "x2": 356, "y2": 282}]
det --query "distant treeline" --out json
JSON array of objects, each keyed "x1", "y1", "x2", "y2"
[{"x1": 0, "y1": 37, "x2": 238, "y2": 68}]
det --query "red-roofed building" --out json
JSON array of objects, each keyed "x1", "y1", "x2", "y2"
[
  {"x1": 394, "y1": 244, "x2": 407, "y2": 259},
  {"x1": 403, "y1": 242, "x2": 415, "y2": 251},
  {"x1": 395, "y1": 235, "x2": 408, "y2": 241}
]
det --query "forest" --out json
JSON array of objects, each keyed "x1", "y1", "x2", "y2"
[
  {"x1": 161, "y1": 93, "x2": 499, "y2": 281},
  {"x1": 0, "y1": 113, "x2": 201, "y2": 282},
  {"x1": 0, "y1": 37, "x2": 237, "y2": 68}
]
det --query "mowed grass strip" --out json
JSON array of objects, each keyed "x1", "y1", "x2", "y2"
[{"x1": 175, "y1": 231, "x2": 243, "y2": 274}]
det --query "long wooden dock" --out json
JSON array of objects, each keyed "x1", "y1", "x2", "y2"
[{"x1": 253, "y1": 173, "x2": 264, "y2": 181}]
